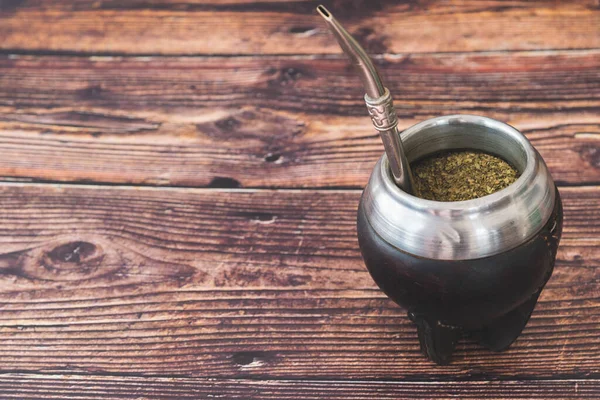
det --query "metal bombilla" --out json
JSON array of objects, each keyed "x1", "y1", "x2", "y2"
[{"x1": 317, "y1": 5, "x2": 415, "y2": 194}]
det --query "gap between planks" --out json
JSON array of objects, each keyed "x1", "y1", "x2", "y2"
[{"x1": 3, "y1": 48, "x2": 600, "y2": 60}]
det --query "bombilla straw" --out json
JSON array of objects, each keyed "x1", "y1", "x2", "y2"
[{"x1": 317, "y1": 5, "x2": 415, "y2": 194}]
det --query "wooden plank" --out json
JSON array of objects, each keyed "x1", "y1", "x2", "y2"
[
  {"x1": 0, "y1": 374, "x2": 598, "y2": 399},
  {"x1": 0, "y1": 184, "x2": 597, "y2": 378},
  {"x1": 1, "y1": 1, "x2": 599, "y2": 55},
  {"x1": 0, "y1": 51, "x2": 599, "y2": 187}
]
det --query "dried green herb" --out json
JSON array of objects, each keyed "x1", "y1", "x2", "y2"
[{"x1": 411, "y1": 150, "x2": 519, "y2": 202}]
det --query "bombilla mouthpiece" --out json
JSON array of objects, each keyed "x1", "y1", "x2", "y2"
[
  {"x1": 317, "y1": 5, "x2": 415, "y2": 194},
  {"x1": 316, "y1": 5, "x2": 385, "y2": 98}
]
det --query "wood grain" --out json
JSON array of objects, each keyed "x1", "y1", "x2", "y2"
[
  {"x1": 0, "y1": 184, "x2": 597, "y2": 378},
  {"x1": 0, "y1": 374, "x2": 598, "y2": 399},
  {"x1": 1, "y1": 51, "x2": 599, "y2": 187},
  {"x1": 3, "y1": 0, "x2": 599, "y2": 398},
  {"x1": 1, "y1": 0, "x2": 599, "y2": 55}
]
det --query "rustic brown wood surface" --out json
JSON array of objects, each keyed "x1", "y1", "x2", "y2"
[
  {"x1": 1, "y1": 0, "x2": 599, "y2": 398},
  {"x1": 1, "y1": 0, "x2": 599, "y2": 55},
  {"x1": 1, "y1": 51, "x2": 599, "y2": 187},
  {"x1": 0, "y1": 375, "x2": 598, "y2": 399},
  {"x1": 0, "y1": 184, "x2": 597, "y2": 380}
]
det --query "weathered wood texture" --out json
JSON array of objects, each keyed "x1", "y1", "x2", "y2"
[
  {"x1": 2, "y1": 1, "x2": 600, "y2": 397},
  {"x1": 0, "y1": 184, "x2": 597, "y2": 378},
  {"x1": 1, "y1": 51, "x2": 599, "y2": 187},
  {"x1": 1, "y1": 0, "x2": 599, "y2": 55},
  {"x1": 0, "y1": 374, "x2": 598, "y2": 399}
]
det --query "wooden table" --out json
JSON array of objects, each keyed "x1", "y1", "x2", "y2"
[{"x1": 1, "y1": 1, "x2": 599, "y2": 398}]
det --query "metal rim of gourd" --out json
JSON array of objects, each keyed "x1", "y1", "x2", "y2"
[{"x1": 362, "y1": 114, "x2": 557, "y2": 260}]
